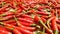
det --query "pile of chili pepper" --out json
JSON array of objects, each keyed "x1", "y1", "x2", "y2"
[{"x1": 0, "y1": 0, "x2": 60, "y2": 34}]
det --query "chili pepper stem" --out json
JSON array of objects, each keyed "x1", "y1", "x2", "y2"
[{"x1": 54, "y1": 30, "x2": 58, "y2": 34}]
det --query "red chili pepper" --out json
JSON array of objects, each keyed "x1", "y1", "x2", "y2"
[
  {"x1": 36, "y1": 11, "x2": 48, "y2": 15},
  {"x1": 41, "y1": 17, "x2": 46, "y2": 23},
  {"x1": 21, "y1": 14, "x2": 32, "y2": 18},
  {"x1": 0, "y1": 29, "x2": 11, "y2": 34},
  {"x1": 3, "y1": 19, "x2": 16, "y2": 25},
  {"x1": 18, "y1": 18, "x2": 33, "y2": 23},
  {"x1": 51, "y1": 18, "x2": 58, "y2": 30},
  {"x1": 17, "y1": 8, "x2": 22, "y2": 13},
  {"x1": 0, "y1": 22, "x2": 15, "y2": 28},
  {"x1": 18, "y1": 25, "x2": 36, "y2": 31},
  {"x1": 13, "y1": 28, "x2": 22, "y2": 34},
  {"x1": 34, "y1": 15, "x2": 39, "y2": 23},
  {"x1": 41, "y1": 15, "x2": 49, "y2": 19},
  {"x1": 1, "y1": 11, "x2": 14, "y2": 16},
  {"x1": 20, "y1": 21, "x2": 32, "y2": 26},
  {"x1": 16, "y1": 27, "x2": 33, "y2": 34},
  {"x1": 29, "y1": 9, "x2": 35, "y2": 13},
  {"x1": 51, "y1": 17, "x2": 58, "y2": 34},
  {"x1": 0, "y1": 15, "x2": 13, "y2": 21},
  {"x1": 23, "y1": 18, "x2": 33, "y2": 21}
]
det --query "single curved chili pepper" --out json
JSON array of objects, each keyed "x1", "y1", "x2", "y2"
[
  {"x1": 18, "y1": 18, "x2": 33, "y2": 23},
  {"x1": 23, "y1": 18, "x2": 33, "y2": 21},
  {"x1": 18, "y1": 25, "x2": 36, "y2": 31},
  {"x1": 21, "y1": 14, "x2": 32, "y2": 18},
  {"x1": 51, "y1": 18, "x2": 58, "y2": 34},
  {"x1": 36, "y1": 11, "x2": 48, "y2": 16},
  {"x1": 20, "y1": 21, "x2": 33, "y2": 26},
  {"x1": 41, "y1": 15, "x2": 49, "y2": 19}
]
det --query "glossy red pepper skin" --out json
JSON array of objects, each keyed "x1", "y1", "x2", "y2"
[
  {"x1": 0, "y1": 27, "x2": 11, "y2": 34},
  {"x1": 0, "y1": 15, "x2": 13, "y2": 21},
  {"x1": 36, "y1": 11, "x2": 48, "y2": 15},
  {"x1": 3, "y1": 19, "x2": 16, "y2": 25},
  {"x1": 41, "y1": 15, "x2": 49, "y2": 19},
  {"x1": 1, "y1": 22, "x2": 15, "y2": 28},
  {"x1": 2, "y1": 11, "x2": 14, "y2": 16},
  {"x1": 20, "y1": 21, "x2": 32, "y2": 26},
  {"x1": 13, "y1": 29, "x2": 22, "y2": 34},
  {"x1": 18, "y1": 18, "x2": 33, "y2": 23},
  {"x1": 34, "y1": 15, "x2": 39, "y2": 23},
  {"x1": 21, "y1": 14, "x2": 32, "y2": 18},
  {"x1": 17, "y1": 8, "x2": 22, "y2": 13},
  {"x1": 0, "y1": 30, "x2": 11, "y2": 34},
  {"x1": 18, "y1": 25, "x2": 36, "y2": 31},
  {"x1": 41, "y1": 17, "x2": 46, "y2": 23},
  {"x1": 16, "y1": 27, "x2": 33, "y2": 34},
  {"x1": 51, "y1": 17, "x2": 58, "y2": 31}
]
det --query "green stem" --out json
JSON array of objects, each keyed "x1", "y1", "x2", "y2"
[
  {"x1": 54, "y1": 30, "x2": 58, "y2": 34},
  {"x1": 13, "y1": 15, "x2": 21, "y2": 26},
  {"x1": 42, "y1": 28, "x2": 45, "y2": 34},
  {"x1": 47, "y1": 20, "x2": 51, "y2": 28}
]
